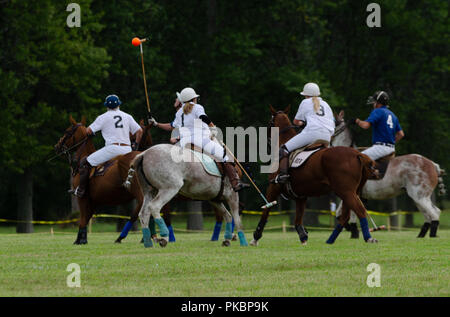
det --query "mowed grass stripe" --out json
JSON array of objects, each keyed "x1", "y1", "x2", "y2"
[{"x1": 0, "y1": 230, "x2": 448, "y2": 297}]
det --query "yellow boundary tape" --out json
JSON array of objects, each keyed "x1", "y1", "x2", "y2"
[{"x1": 0, "y1": 209, "x2": 416, "y2": 225}]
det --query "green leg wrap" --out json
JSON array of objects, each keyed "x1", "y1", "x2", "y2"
[
  {"x1": 155, "y1": 218, "x2": 169, "y2": 237},
  {"x1": 142, "y1": 228, "x2": 153, "y2": 248}
]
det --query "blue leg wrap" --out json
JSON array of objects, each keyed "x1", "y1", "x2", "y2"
[
  {"x1": 238, "y1": 231, "x2": 248, "y2": 246},
  {"x1": 224, "y1": 222, "x2": 233, "y2": 240},
  {"x1": 231, "y1": 218, "x2": 235, "y2": 233},
  {"x1": 359, "y1": 217, "x2": 372, "y2": 241},
  {"x1": 168, "y1": 225, "x2": 176, "y2": 242},
  {"x1": 155, "y1": 218, "x2": 169, "y2": 237},
  {"x1": 142, "y1": 228, "x2": 153, "y2": 248},
  {"x1": 149, "y1": 217, "x2": 157, "y2": 236},
  {"x1": 326, "y1": 224, "x2": 343, "y2": 244},
  {"x1": 119, "y1": 221, "x2": 133, "y2": 238},
  {"x1": 211, "y1": 222, "x2": 222, "y2": 241}
]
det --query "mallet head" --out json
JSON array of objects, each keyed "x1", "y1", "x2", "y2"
[{"x1": 261, "y1": 201, "x2": 278, "y2": 210}]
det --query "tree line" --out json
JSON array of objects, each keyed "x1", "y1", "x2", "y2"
[{"x1": 0, "y1": 0, "x2": 448, "y2": 231}]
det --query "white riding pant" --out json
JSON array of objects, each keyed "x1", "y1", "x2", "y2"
[
  {"x1": 180, "y1": 136, "x2": 231, "y2": 162},
  {"x1": 361, "y1": 145, "x2": 395, "y2": 161},
  {"x1": 283, "y1": 128, "x2": 332, "y2": 152},
  {"x1": 87, "y1": 145, "x2": 132, "y2": 166}
]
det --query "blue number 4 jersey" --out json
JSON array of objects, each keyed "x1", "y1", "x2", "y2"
[{"x1": 366, "y1": 106, "x2": 402, "y2": 145}]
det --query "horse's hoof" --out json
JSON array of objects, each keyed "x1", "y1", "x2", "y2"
[
  {"x1": 231, "y1": 233, "x2": 238, "y2": 241},
  {"x1": 74, "y1": 240, "x2": 87, "y2": 245},
  {"x1": 250, "y1": 239, "x2": 258, "y2": 247},
  {"x1": 114, "y1": 237, "x2": 123, "y2": 244},
  {"x1": 301, "y1": 241, "x2": 307, "y2": 246},
  {"x1": 159, "y1": 238, "x2": 168, "y2": 248},
  {"x1": 366, "y1": 238, "x2": 378, "y2": 243},
  {"x1": 222, "y1": 240, "x2": 231, "y2": 247}
]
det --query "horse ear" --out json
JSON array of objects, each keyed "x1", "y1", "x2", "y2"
[
  {"x1": 283, "y1": 104, "x2": 291, "y2": 114},
  {"x1": 338, "y1": 110, "x2": 345, "y2": 121},
  {"x1": 81, "y1": 116, "x2": 86, "y2": 126},
  {"x1": 69, "y1": 115, "x2": 77, "y2": 126},
  {"x1": 269, "y1": 105, "x2": 277, "y2": 115}
]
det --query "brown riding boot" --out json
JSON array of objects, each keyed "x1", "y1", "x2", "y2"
[
  {"x1": 74, "y1": 158, "x2": 92, "y2": 198},
  {"x1": 223, "y1": 162, "x2": 250, "y2": 192}
]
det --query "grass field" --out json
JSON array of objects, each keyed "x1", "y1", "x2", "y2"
[{"x1": 0, "y1": 212, "x2": 448, "y2": 297}]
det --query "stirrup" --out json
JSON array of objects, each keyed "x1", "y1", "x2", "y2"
[
  {"x1": 73, "y1": 186, "x2": 85, "y2": 198},
  {"x1": 272, "y1": 174, "x2": 290, "y2": 184}
]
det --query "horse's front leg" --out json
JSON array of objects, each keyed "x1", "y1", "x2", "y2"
[
  {"x1": 294, "y1": 198, "x2": 308, "y2": 245},
  {"x1": 74, "y1": 199, "x2": 93, "y2": 245},
  {"x1": 251, "y1": 183, "x2": 280, "y2": 246}
]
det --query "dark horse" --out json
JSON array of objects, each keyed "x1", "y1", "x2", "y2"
[
  {"x1": 54, "y1": 115, "x2": 168, "y2": 245},
  {"x1": 250, "y1": 106, "x2": 378, "y2": 246}
]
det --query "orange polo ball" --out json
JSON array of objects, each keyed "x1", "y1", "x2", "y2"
[{"x1": 132, "y1": 37, "x2": 141, "y2": 46}]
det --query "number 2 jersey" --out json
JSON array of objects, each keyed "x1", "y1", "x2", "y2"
[
  {"x1": 294, "y1": 97, "x2": 335, "y2": 135},
  {"x1": 365, "y1": 106, "x2": 402, "y2": 145},
  {"x1": 88, "y1": 108, "x2": 141, "y2": 146}
]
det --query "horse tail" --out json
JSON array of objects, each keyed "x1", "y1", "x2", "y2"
[
  {"x1": 129, "y1": 152, "x2": 153, "y2": 189},
  {"x1": 357, "y1": 153, "x2": 378, "y2": 180},
  {"x1": 433, "y1": 162, "x2": 446, "y2": 196}
]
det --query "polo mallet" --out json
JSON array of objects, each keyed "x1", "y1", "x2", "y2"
[
  {"x1": 217, "y1": 138, "x2": 277, "y2": 210},
  {"x1": 368, "y1": 214, "x2": 386, "y2": 232},
  {"x1": 132, "y1": 37, "x2": 151, "y2": 118}
]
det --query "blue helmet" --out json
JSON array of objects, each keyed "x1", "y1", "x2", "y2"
[{"x1": 104, "y1": 94, "x2": 122, "y2": 108}]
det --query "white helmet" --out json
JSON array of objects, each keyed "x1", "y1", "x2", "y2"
[
  {"x1": 300, "y1": 82, "x2": 320, "y2": 97},
  {"x1": 179, "y1": 87, "x2": 200, "y2": 103}
]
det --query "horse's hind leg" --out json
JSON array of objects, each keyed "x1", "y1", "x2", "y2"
[
  {"x1": 405, "y1": 183, "x2": 441, "y2": 238},
  {"x1": 209, "y1": 201, "x2": 233, "y2": 246},
  {"x1": 146, "y1": 187, "x2": 181, "y2": 247},
  {"x1": 337, "y1": 192, "x2": 376, "y2": 243},
  {"x1": 139, "y1": 191, "x2": 155, "y2": 248},
  {"x1": 326, "y1": 202, "x2": 349, "y2": 244},
  {"x1": 225, "y1": 191, "x2": 248, "y2": 246},
  {"x1": 115, "y1": 200, "x2": 142, "y2": 244}
]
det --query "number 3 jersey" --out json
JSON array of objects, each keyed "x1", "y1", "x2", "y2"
[
  {"x1": 88, "y1": 108, "x2": 141, "y2": 146},
  {"x1": 365, "y1": 106, "x2": 402, "y2": 145},
  {"x1": 294, "y1": 97, "x2": 335, "y2": 135}
]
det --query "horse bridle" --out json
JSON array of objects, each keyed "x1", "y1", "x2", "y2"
[
  {"x1": 267, "y1": 111, "x2": 302, "y2": 148},
  {"x1": 55, "y1": 124, "x2": 90, "y2": 173},
  {"x1": 330, "y1": 120, "x2": 354, "y2": 147}
]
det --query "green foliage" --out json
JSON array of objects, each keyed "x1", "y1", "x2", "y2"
[{"x1": 0, "y1": 0, "x2": 448, "y2": 218}]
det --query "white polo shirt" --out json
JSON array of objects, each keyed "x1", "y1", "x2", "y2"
[
  {"x1": 172, "y1": 103, "x2": 211, "y2": 140},
  {"x1": 294, "y1": 97, "x2": 335, "y2": 134},
  {"x1": 89, "y1": 108, "x2": 141, "y2": 145}
]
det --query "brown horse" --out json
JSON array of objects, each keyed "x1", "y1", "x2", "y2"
[
  {"x1": 250, "y1": 105, "x2": 378, "y2": 246},
  {"x1": 54, "y1": 115, "x2": 162, "y2": 245}
]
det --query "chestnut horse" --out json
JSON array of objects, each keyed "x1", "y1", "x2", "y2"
[
  {"x1": 54, "y1": 116, "x2": 164, "y2": 245},
  {"x1": 250, "y1": 106, "x2": 378, "y2": 246}
]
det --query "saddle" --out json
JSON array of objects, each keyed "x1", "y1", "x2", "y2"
[
  {"x1": 357, "y1": 147, "x2": 395, "y2": 180},
  {"x1": 89, "y1": 160, "x2": 116, "y2": 178},
  {"x1": 288, "y1": 139, "x2": 329, "y2": 168},
  {"x1": 185, "y1": 144, "x2": 224, "y2": 177}
]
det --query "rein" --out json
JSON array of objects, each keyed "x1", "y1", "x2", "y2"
[
  {"x1": 267, "y1": 111, "x2": 302, "y2": 147},
  {"x1": 51, "y1": 124, "x2": 91, "y2": 174},
  {"x1": 330, "y1": 121, "x2": 354, "y2": 147}
]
